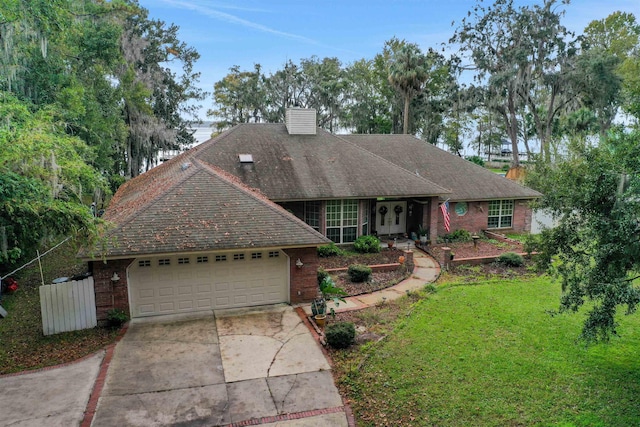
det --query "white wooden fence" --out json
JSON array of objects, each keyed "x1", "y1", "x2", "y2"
[{"x1": 40, "y1": 277, "x2": 97, "y2": 335}]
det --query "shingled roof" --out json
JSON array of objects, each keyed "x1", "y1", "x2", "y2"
[
  {"x1": 194, "y1": 124, "x2": 449, "y2": 201},
  {"x1": 91, "y1": 155, "x2": 329, "y2": 259},
  {"x1": 341, "y1": 134, "x2": 541, "y2": 201}
]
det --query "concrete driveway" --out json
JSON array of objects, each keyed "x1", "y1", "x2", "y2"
[
  {"x1": 0, "y1": 351, "x2": 104, "y2": 427},
  {"x1": 92, "y1": 305, "x2": 348, "y2": 426}
]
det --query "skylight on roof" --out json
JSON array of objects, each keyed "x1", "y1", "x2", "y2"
[{"x1": 238, "y1": 154, "x2": 253, "y2": 163}]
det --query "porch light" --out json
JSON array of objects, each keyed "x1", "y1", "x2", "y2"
[
  {"x1": 111, "y1": 272, "x2": 120, "y2": 283},
  {"x1": 295, "y1": 258, "x2": 304, "y2": 268}
]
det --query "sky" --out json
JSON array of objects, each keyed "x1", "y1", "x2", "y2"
[{"x1": 138, "y1": 0, "x2": 640, "y2": 122}]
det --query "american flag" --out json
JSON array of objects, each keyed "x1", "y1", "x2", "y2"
[{"x1": 440, "y1": 201, "x2": 450, "y2": 232}]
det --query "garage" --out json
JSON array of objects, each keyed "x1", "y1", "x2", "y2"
[{"x1": 128, "y1": 249, "x2": 288, "y2": 317}]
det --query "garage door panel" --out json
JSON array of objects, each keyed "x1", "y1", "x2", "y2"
[
  {"x1": 215, "y1": 282, "x2": 230, "y2": 292},
  {"x1": 215, "y1": 296, "x2": 231, "y2": 307},
  {"x1": 177, "y1": 285, "x2": 193, "y2": 295},
  {"x1": 196, "y1": 284, "x2": 212, "y2": 293},
  {"x1": 159, "y1": 302, "x2": 176, "y2": 312},
  {"x1": 139, "y1": 289, "x2": 154, "y2": 298},
  {"x1": 158, "y1": 287, "x2": 175, "y2": 297},
  {"x1": 196, "y1": 298, "x2": 212, "y2": 308},
  {"x1": 233, "y1": 295, "x2": 248, "y2": 305},
  {"x1": 129, "y1": 252, "x2": 288, "y2": 317}
]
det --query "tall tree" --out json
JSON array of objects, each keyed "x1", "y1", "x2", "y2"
[
  {"x1": 452, "y1": 0, "x2": 578, "y2": 164},
  {"x1": 343, "y1": 58, "x2": 392, "y2": 134},
  {"x1": 119, "y1": 7, "x2": 206, "y2": 176},
  {"x1": 210, "y1": 64, "x2": 265, "y2": 132},
  {"x1": 388, "y1": 43, "x2": 430, "y2": 134},
  {"x1": 526, "y1": 128, "x2": 640, "y2": 342},
  {"x1": 582, "y1": 12, "x2": 640, "y2": 123},
  {"x1": 300, "y1": 57, "x2": 346, "y2": 132},
  {"x1": 0, "y1": 93, "x2": 105, "y2": 270}
]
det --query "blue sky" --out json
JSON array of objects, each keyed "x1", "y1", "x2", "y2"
[{"x1": 139, "y1": 0, "x2": 639, "y2": 119}]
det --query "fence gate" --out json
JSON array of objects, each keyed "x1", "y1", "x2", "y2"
[{"x1": 40, "y1": 277, "x2": 97, "y2": 335}]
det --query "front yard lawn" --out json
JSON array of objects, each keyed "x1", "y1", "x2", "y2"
[{"x1": 333, "y1": 276, "x2": 640, "y2": 426}]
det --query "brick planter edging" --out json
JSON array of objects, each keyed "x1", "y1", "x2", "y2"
[
  {"x1": 449, "y1": 252, "x2": 534, "y2": 267},
  {"x1": 325, "y1": 263, "x2": 402, "y2": 273}
]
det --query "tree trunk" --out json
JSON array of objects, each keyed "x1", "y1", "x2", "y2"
[
  {"x1": 507, "y1": 89, "x2": 520, "y2": 167},
  {"x1": 403, "y1": 95, "x2": 410, "y2": 134}
]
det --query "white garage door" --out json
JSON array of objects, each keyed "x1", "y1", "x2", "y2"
[{"x1": 128, "y1": 250, "x2": 288, "y2": 317}]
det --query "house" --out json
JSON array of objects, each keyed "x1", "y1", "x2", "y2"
[{"x1": 85, "y1": 108, "x2": 540, "y2": 322}]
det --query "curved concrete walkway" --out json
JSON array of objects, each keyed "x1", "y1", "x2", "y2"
[{"x1": 304, "y1": 248, "x2": 440, "y2": 315}]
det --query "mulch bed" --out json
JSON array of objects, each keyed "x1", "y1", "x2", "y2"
[
  {"x1": 318, "y1": 248, "x2": 409, "y2": 270},
  {"x1": 428, "y1": 239, "x2": 537, "y2": 280},
  {"x1": 331, "y1": 268, "x2": 411, "y2": 296},
  {"x1": 427, "y1": 239, "x2": 524, "y2": 262},
  {"x1": 318, "y1": 248, "x2": 413, "y2": 297}
]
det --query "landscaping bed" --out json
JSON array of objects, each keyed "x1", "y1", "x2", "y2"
[
  {"x1": 427, "y1": 238, "x2": 524, "y2": 261},
  {"x1": 319, "y1": 248, "x2": 413, "y2": 297},
  {"x1": 318, "y1": 247, "x2": 410, "y2": 270}
]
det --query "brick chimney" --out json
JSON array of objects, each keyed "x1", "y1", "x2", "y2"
[{"x1": 285, "y1": 108, "x2": 316, "y2": 135}]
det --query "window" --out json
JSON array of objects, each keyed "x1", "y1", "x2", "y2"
[
  {"x1": 138, "y1": 260, "x2": 151, "y2": 267},
  {"x1": 326, "y1": 200, "x2": 358, "y2": 243},
  {"x1": 268, "y1": 251, "x2": 280, "y2": 258},
  {"x1": 488, "y1": 200, "x2": 514, "y2": 228},
  {"x1": 251, "y1": 252, "x2": 262, "y2": 259},
  {"x1": 178, "y1": 257, "x2": 190, "y2": 265},
  {"x1": 158, "y1": 259, "x2": 170, "y2": 266},
  {"x1": 304, "y1": 201, "x2": 321, "y2": 231},
  {"x1": 233, "y1": 253, "x2": 245, "y2": 261},
  {"x1": 197, "y1": 256, "x2": 208, "y2": 263},
  {"x1": 215, "y1": 255, "x2": 227, "y2": 262},
  {"x1": 455, "y1": 202, "x2": 468, "y2": 216}
]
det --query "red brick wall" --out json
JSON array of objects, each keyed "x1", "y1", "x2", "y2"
[
  {"x1": 439, "y1": 199, "x2": 533, "y2": 235},
  {"x1": 284, "y1": 247, "x2": 320, "y2": 303},
  {"x1": 428, "y1": 197, "x2": 439, "y2": 243},
  {"x1": 91, "y1": 258, "x2": 134, "y2": 325}
]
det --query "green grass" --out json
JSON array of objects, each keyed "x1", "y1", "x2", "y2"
[
  {"x1": 505, "y1": 232, "x2": 529, "y2": 243},
  {"x1": 337, "y1": 277, "x2": 640, "y2": 426},
  {"x1": 0, "y1": 240, "x2": 119, "y2": 374}
]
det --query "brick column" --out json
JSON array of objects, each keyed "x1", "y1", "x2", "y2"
[
  {"x1": 442, "y1": 247, "x2": 452, "y2": 270},
  {"x1": 283, "y1": 247, "x2": 320, "y2": 304},
  {"x1": 430, "y1": 197, "x2": 440, "y2": 243},
  {"x1": 91, "y1": 258, "x2": 134, "y2": 325}
]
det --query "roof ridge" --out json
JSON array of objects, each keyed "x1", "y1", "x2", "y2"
[
  {"x1": 194, "y1": 159, "x2": 329, "y2": 241},
  {"x1": 332, "y1": 132, "x2": 451, "y2": 195}
]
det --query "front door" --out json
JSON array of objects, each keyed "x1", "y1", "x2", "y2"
[{"x1": 376, "y1": 201, "x2": 406, "y2": 236}]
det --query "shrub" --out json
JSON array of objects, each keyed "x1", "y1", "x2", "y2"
[
  {"x1": 424, "y1": 283, "x2": 438, "y2": 294},
  {"x1": 318, "y1": 242, "x2": 344, "y2": 257},
  {"x1": 317, "y1": 267, "x2": 330, "y2": 286},
  {"x1": 466, "y1": 155, "x2": 485, "y2": 167},
  {"x1": 502, "y1": 163, "x2": 511, "y2": 171},
  {"x1": 353, "y1": 235, "x2": 381, "y2": 253},
  {"x1": 325, "y1": 322, "x2": 356, "y2": 349},
  {"x1": 496, "y1": 252, "x2": 524, "y2": 267},
  {"x1": 348, "y1": 264, "x2": 372, "y2": 282},
  {"x1": 444, "y1": 229, "x2": 472, "y2": 242},
  {"x1": 106, "y1": 308, "x2": 128, "y2": 328}
]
